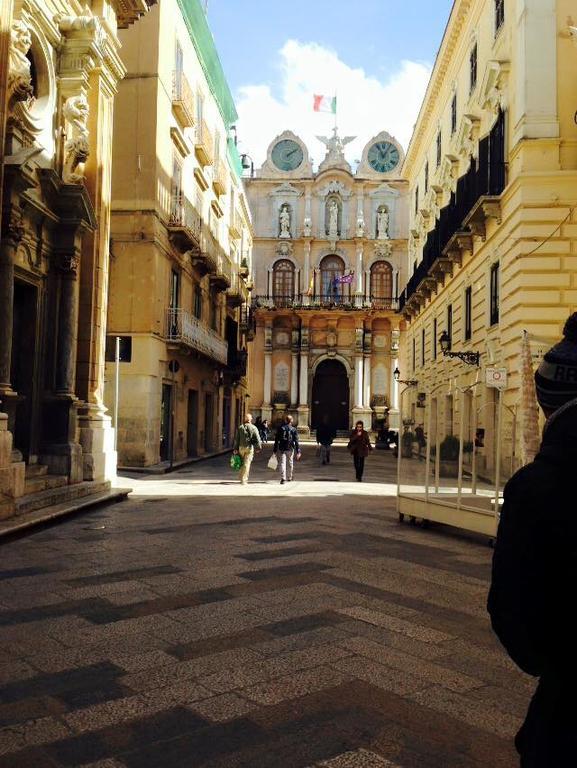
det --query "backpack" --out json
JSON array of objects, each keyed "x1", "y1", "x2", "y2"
[{"x1": 280, "y1": 425, "x2": 295, "y2": 451}]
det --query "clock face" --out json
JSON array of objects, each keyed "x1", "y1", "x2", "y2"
[
  {"x1": 271, "y1": 139, "x2": 304, "y2": 172},
  {"x1": 368, "y1": 141, "x2": 400, "y2": 173}
]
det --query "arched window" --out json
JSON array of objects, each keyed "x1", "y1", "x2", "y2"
[
  {"x1": 370, "y1": 261, "x2": 393, "y2": 308},
  {"x1": 320, "y1": 255, "x2": 345, "y2": 300},
  {"x1": 272, "y1": 259, "x2": 295, "y2": 307}
]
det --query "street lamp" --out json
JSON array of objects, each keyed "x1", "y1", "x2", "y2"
[
  {"x1": 240, "y1": 153, "x2": 255, "y2": 178},
  {"x1": 438, "y1": 331, "x2": 480, "y2": 366},
  {"x1": 394, "y1": 367, "x2": 418, "y2": 387}
]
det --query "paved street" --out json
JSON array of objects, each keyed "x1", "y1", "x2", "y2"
[{"x1": 0, "y1": 446, "x2": 532, "y2": 767}]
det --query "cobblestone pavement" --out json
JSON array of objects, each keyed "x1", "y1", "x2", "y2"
[{"x1": 0, "y1": 445, "x2": 532, "y2": 767}]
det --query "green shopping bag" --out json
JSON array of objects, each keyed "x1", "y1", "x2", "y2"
[{"x1": 230, "y1": 454, "x2": 243, "y2": 471}]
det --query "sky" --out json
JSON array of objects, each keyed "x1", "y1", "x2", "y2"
[{"x1": 206, "y1": 1, "x2": 454, "y2": 169}]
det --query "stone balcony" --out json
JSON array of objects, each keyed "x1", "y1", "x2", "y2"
[
  {"x1": 168, "y1": 194, "x2": 201, "y2": 252},
  {"x1": 171, "y1": 71, "x2": 195, "y2": 129},
  {"x1": 165, "y1": 308, "x2": 228, "y2": 365},
  {"x1": 195, "y1": 119, "x2": 214, "y2": 167}
]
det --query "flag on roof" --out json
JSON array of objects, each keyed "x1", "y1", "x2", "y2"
[{"x1": 313, "y1": 94, "x2": 337, "y2": 114}]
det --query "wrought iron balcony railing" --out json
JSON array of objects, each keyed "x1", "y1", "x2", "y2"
[
  {"x1": 165, "y1": 308, "x2": 228, "y2": 365},
  {"x1": 251, "y1": 294, "x2": 399, "y2": 311},
  {"x1": 195, "y1": 118, "x2": 214, "y2": 166}
]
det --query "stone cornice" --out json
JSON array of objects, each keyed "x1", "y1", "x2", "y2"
[
  {"x1": 403, "y1": 0, "x2": 474, "y2": 176},
  {"x1": 113, "y1": 0, "x2": 156, "y2": 30}
]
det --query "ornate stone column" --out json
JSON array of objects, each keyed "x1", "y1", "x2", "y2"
[
  {"x1": 389, "y1": 319, "x2": 402, "y2": 429},
  {"x1": 290, "y1": 328, "x2": 299, "y2": 408},
  {"x1": 303, "y1": 240, "x2": 311, "y2": 305},
  {"x1": 363, "y1": 356, "x2": 372, "y2": 412},
  {"x1": 55, "y1": 12, "x2": 125, "y2": 482},
  {"x1": 297, "y1": 320, "x2": 310, "y2": 434},
  {"x1": 354, "y1": 240, "x2": 364, "y2": 307},
  {"x1": 0, "y1": 210, "x2": 21, "y2": 399},
  {"x1": 261, "y1": 320, "x2": 273, "y2": 421}
]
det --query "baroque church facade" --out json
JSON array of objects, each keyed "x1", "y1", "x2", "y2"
[{"x1": 246, "y1": 129, "x2": 409, "y2": 433}]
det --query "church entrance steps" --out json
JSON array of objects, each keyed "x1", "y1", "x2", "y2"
[
  {"x1": 24, "y1": 473, "x2": 68, "y2": 496},
  {"x1": 0, "y1": 485, "x2": 130, "y2": 539},
  {"x1": 16, "y1": 480, "x2": 112, "y2": 517}
]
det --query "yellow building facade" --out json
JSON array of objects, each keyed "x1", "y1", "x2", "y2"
[
  {"x1": 247, "y1": 130, "x2": 409, "y2": 434},
  {"x1": 107, "y1": 0, "x2": 253, "y2": 468},
  {"x1": 399, "y1": 0, "x2": 577, "y2": 488},
  {"x1": 0, "y1": 0, "x2": 153, "y2": 520}
]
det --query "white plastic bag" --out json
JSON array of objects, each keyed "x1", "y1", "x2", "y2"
[{"x1": 267, "y1": 453, "x2": 278, "y2": 471}]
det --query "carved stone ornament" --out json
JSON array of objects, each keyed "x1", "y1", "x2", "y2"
[
  {"x1": 8, "y1": 21, "x2": 33, "y2": 108},
  {"x1": 356, "y1": 214, "x2": 365, "y2": 238},
  {"x1": 326, "y1": 329, "x2": 337, "y2": 348},
  {"x1": 62, "y1": 95, "x2": 90, "y2": 184},
  {"x1": 316, "y1": 127, "x2": 355, "y2": 173},
  {"x1": 275, "y1": 241, "x2": 293, "y2": 258},
  {"x1": 3, "y1": 208, "x2": 25, "y2": 244},
  {"x1": 479, "y1": 60, "x2": 509, "y2": 115},
  {"x1": 303, "y1": 216, "x2": 312, "y2": 237},
  {"x1": 57, "y1": 250, "x2": 80, "y2": 274},
  {"x1": 374, "y1": 240, "x2": 392, "y2": 259}
]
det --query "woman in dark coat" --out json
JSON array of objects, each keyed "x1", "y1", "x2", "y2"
[{"x1": 347, "y1": 421, "x2": 372, "y2": 481}]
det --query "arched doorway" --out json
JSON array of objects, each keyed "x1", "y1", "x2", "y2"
[{"x1": 311, "y1": 359, "x2": 350, "y2": 431}]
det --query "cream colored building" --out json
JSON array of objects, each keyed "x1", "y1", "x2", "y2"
[
  {"x1": 107, "y1": 0, "x2": 253, "y2": 468},
  {"x1": 399, "y1": 0, "x2": 577, "y2": 485},
  {"x1": 246, "y1": 130, "x2": 409, "y2": 434},
  {"x1": 0, "y1": 0, "x2": 153, "y2": 520}
]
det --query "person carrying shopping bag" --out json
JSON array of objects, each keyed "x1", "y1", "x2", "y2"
[
  {"x1": 274, "y1": 414, "x2": 301, "y2": 485},
  {"x1": 347, "y1": 420, "x2": 373, "y2": 482},
  {"x1": 233, "y1": 413, "x2": 262, "y2": 485}
]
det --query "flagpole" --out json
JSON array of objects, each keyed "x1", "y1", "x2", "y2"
[{"x1": 334, "y1": 92, "x2": 337, "y2": 132}]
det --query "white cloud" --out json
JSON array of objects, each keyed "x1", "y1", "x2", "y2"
[{"x1": 234, "y1": 40, "x2": 432, "y2": 170}]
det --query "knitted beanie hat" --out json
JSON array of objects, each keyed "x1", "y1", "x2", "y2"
[{"x1": 535, "y1": 313, "x2": 577, "y2": 413}]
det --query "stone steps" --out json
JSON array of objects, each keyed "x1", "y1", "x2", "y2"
[
  {"x1": 24, "y1": 474, "x2": 68, "y2": 495},
  {"x1": 25, "y1": 464, "x2": 48, "y2": 478},
  {"x1": 15, "y1": 480, "x2": 112, "y2": 517},
  {"x1": 0, "y1": 486, "x2": 130, "y2": 539}
]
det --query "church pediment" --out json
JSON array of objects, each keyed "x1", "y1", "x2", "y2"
[{"x1": 270, "y1": 182, "x2": 302, "y2": 197}]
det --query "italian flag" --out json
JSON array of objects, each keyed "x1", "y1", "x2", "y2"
[{"x1": 313, "y1": 94, "x2": 337, "y2": 114}]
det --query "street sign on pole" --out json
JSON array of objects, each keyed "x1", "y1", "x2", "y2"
[{"x1": 486, "y1": 367, "x2": 508, "y2": 390}]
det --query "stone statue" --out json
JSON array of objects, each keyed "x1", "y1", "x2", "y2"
[
  {"x1": 327, "y1": 199, "x2": 339, "y2": 238},
  {"x1": 8, "y1": 21, "x2": 33, "y2": 107},
  {"x1": 316, "y1": 127, "x2": 355, "y2": 172},
  {"x1": 62, "y1": 94, "x2": 90, "y2": 184},
  {"x1": 356, "y1": 213, "x2": 365, "y2": 238},
  {"x1": 279, "y1": 204, "x2": 291, "y2": 239},
  {"x1": 377, "y1": 207, "x2": 389, "y2": 240}
]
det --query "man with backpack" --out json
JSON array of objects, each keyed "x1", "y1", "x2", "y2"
[
  {"x1": 273, "y1": 414, "x2": 301, "y2": 485},
  {"x1": 233, "y1": 413, "x2": 262, "y2": 485}
]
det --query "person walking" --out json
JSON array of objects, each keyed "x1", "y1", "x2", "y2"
[
  {"x1": 316, "y1": 415, "x2": 336, "y2": 465},
  {"x1": 488, "y1": 313, "x2": 577, "y2": 767},
  {"x1": 274, "y1": 414, "x2": 301, "y2": 485},
  {"x1": 259, "y1": 418, "x2": 270, "y2": 443},
  {"x1": 233, "y1": 413, "x2": 262, "y2": 485},
  {"x1": 347, "y1": 420, "x2": 372, "y2": 481}
]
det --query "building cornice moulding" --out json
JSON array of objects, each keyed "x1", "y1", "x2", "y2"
[{"x1": 403, "y1": 0, "x2": 474, "y2": 175}]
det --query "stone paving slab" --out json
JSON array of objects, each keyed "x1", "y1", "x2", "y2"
[{"x1": 0, "y1": 446, "x2": 529, "y2": 766}]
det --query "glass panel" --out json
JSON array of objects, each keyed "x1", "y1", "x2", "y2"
[{"x1": 320, "y1": 255, "x2": 344, "y2": 298}]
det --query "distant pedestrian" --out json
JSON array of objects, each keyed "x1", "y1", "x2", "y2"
[
  {"x1": 415, "y1": 424, "x2": 427, "y2": 460},
  {"x1": 347, "y1": 421, "x2": 372, "y2": 481},
  {"x1": 274, "y1": 414, "x2": 301, "y2": 484},
  {"x1": 488, "y1": 312, "x2": 577, "y2": 767},
  {"x1": 316, "y1": 415, "x2": 336, "y2": 465},
  {"x1": 233, "y1": 413, "x2": 262, "y2": 485},
  {"x1": 259, "y1": 418, "x2": 270, "y2": 443}
]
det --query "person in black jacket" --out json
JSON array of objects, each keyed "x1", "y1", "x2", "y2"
[
  {"x1": 273, "y1": 415, "x2": 301, "y2": 484},
  {"x1": 488, "y1": 313, "x2": 577, "y2": 767},
  {"x1": 316, "y1": 415, "x2": 336, "y2": 465}
]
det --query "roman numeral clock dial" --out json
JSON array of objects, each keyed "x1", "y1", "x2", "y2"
[{"x1": 368, "y1": 141, "x2": 400, "y2": 173}]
